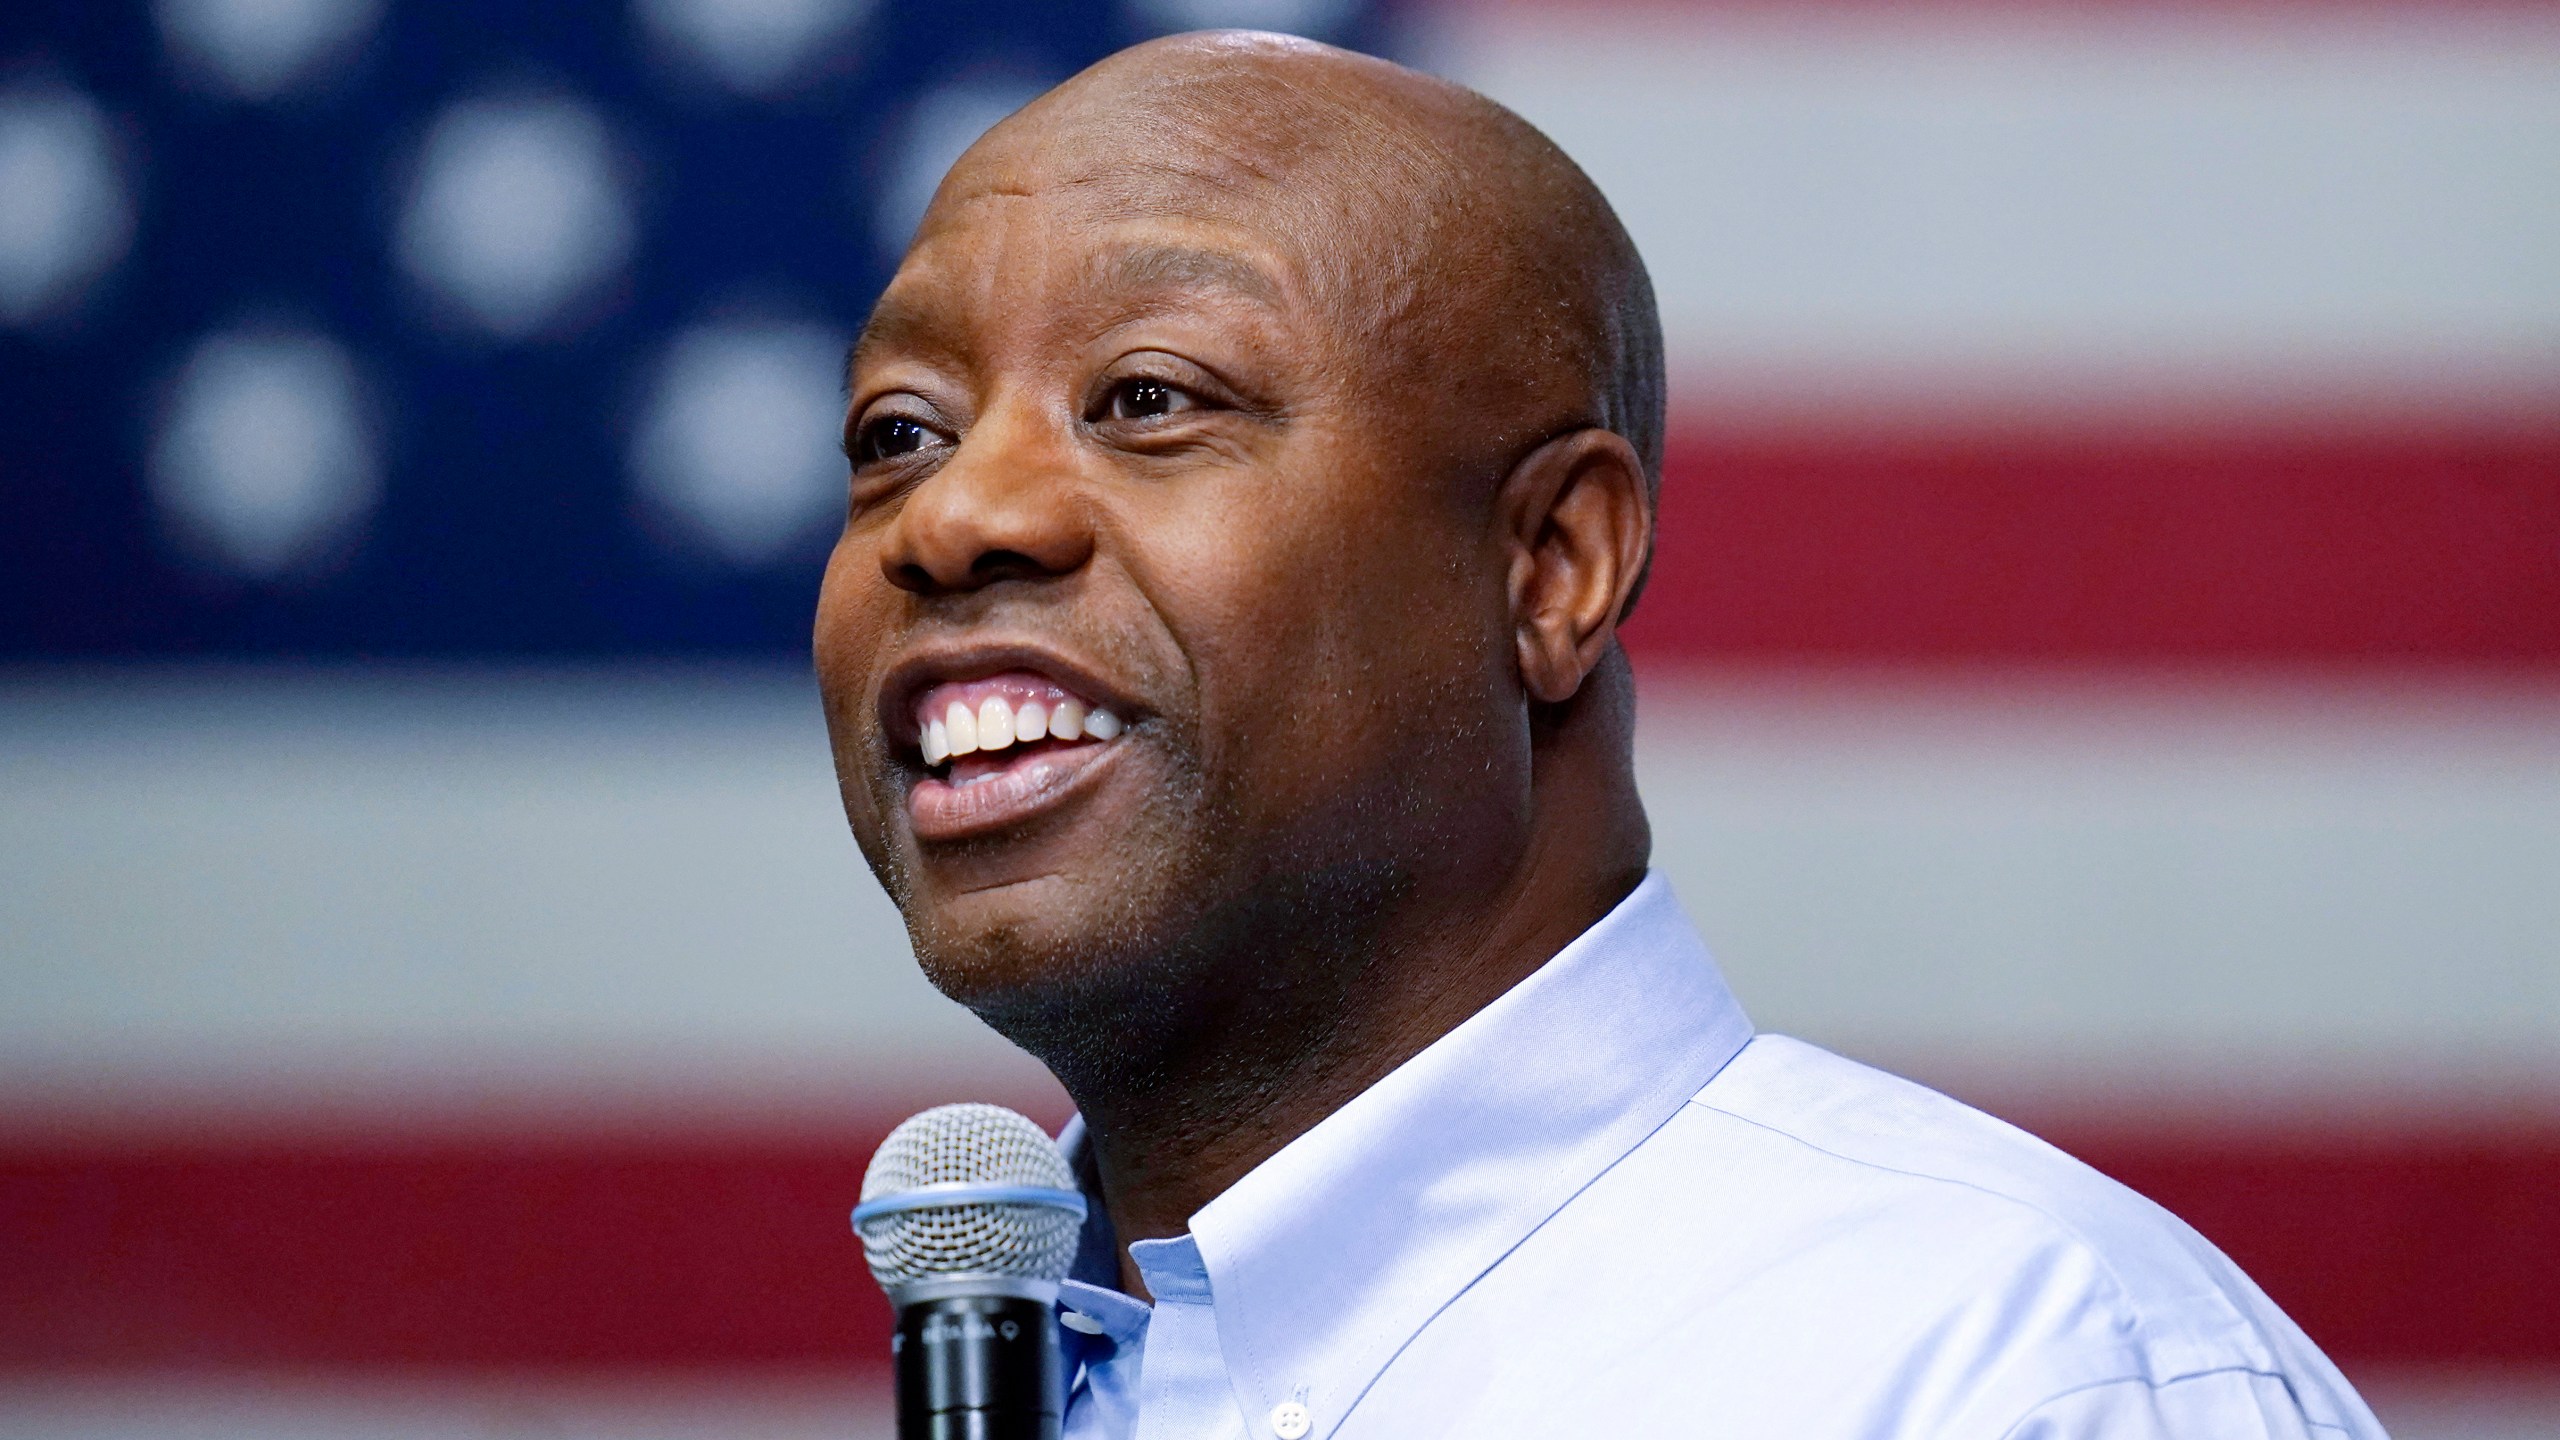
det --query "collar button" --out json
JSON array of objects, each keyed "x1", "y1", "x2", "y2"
[{"x1": 1269, "y1": 1401, "x2": 1312, "y2": 1439}]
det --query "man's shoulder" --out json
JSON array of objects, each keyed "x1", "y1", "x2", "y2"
[
  {"x1": 1629, "y1": 1034, "x2": 2263, "y2": 1334},
  {"x1": 1600, "y1": 1032, "x2": 2381, "y2": 1433},
  {"x1": 1682, "y1": 1033, "x2": 2224, "y2": 1297},
  {"x1": 1385, "y1": 1030, "x2": 2388, "y2": 1435}
]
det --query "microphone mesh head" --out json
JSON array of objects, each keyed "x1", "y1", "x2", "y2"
[{"x1": 857, "y1": 1102, "x2": 1082, "y2": 1291}]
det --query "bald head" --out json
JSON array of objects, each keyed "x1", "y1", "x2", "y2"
[{"x1": 926, "y1": 32, "x2": 1664, "y2": 527}]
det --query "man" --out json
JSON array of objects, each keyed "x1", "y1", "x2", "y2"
[{"x1": 815, "y1": 29, "x2": 2384, "y2": 1440}]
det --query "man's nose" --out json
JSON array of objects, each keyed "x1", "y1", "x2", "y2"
[{"x1": 878, "y1": 404, "x2": 1094, "y2": 595}]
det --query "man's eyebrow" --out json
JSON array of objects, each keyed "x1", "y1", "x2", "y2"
[
  {"x1": 1087, "y1": 244, "x2": 1282, "y2": 307},
  {"x1": 845, "y1": 244, "x2": 1284, "y2": 385},
  {"x1": 848, "y1": 300, "x2": 933, "y2": 382}
]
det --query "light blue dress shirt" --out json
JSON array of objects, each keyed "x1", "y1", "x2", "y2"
[{"x1": 1050, "y1": 874, "x2": 2386, "y2": 1439}]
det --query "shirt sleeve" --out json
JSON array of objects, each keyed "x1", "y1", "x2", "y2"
[{"x1": 1995, "y1": 1369, "x2": 2371, "y2": 1440}]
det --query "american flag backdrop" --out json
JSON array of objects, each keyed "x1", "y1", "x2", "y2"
[{"x1": 3, "y1": 0, "x2": 2556, "y2": 1436}]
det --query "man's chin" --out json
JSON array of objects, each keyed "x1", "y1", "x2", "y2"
[
  {"x1": 908, "y1": 900, "x2": 1203, "y2": 1091},
  {"x1": 906, "y1": 868, "x2": 1147, "y2": 1000}
]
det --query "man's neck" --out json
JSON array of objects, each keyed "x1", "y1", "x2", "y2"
[{"x1": 1072, "y1": 834, "x2": 1647, "y2": 1296}]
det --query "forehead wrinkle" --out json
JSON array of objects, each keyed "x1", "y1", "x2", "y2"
[{"x1": 924, "y1": 112, "x2": 1284, "y2": 229}]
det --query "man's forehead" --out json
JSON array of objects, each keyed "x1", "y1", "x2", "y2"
[
  {"x1": 932, "y1": 86, "x2": 1336, "y2": 227},
  {"x1": 848, "y1": 41, "x2": 1507, "y2": 384}
]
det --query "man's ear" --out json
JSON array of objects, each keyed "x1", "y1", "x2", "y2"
[{"x1": 1496, "y1": 427, "x2": 1653, "y2": 705}]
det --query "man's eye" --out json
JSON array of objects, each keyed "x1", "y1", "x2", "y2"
[
  {"x1": 855, "y1": 415, "x2": 938, "y2": 464},
  {"x1": 1107, "y1": 378, "x2": 1194, "y2": 421}
]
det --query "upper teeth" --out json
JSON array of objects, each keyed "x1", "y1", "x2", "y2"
[{"x1": 917, "y1": 689, "x2": 1120, "y2": 766}]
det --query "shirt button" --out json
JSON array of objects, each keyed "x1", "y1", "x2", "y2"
[{"x1": 1270, "y1": 1401, "x2": 1312, "y2": 1439}]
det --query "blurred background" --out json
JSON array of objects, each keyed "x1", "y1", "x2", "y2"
[{"x1": 2, "y1": 0, "x2": 2555, "y2": 1435}]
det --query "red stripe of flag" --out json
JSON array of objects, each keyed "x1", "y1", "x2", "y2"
[
  {"x1": 4, "y1": 1121, "x2": 2555, "y2": 1370},
  {"x1": 1626, "y1": 422, "x2": 2560, "y2": 666}
]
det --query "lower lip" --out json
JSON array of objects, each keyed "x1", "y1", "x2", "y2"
[{"x1": 904, "y1": 739, "x2": 1124, "y2": 842}]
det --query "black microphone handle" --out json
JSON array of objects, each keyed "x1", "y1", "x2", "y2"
[{"x1": 892, "y1": 1291, "x2": 1064, "y2": 1440}]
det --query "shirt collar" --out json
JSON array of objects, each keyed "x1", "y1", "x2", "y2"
[{"x1": 1062, "y1": 872, "x2": 1751, "y2": 1438}]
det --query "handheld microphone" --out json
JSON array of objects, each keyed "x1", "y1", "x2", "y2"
[{"x1": 854, "y1": 1103, "x2": 1088, "y2": 1440}]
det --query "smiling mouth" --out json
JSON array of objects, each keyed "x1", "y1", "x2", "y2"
[{"x1": 900, "y1": 670, "x2": 1130, "y2": 840}]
